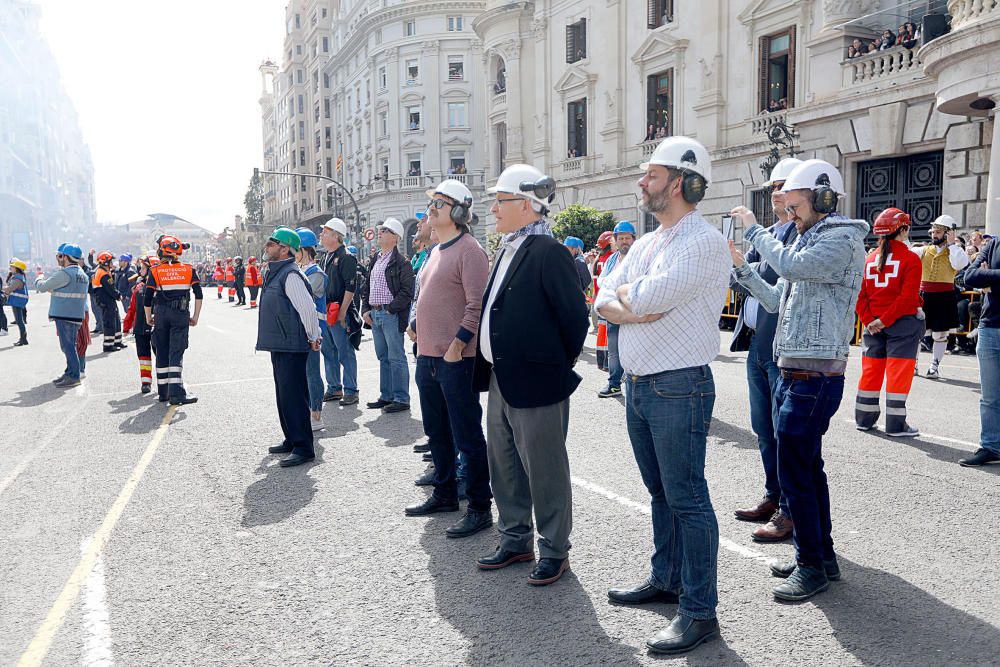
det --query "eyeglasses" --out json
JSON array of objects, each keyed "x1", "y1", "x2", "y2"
[
  {"x1": 493, "y1": 197, "x2": 522, "y2": 206},
  {"x1": 784, "y1": 203, "x2": 801, "y2": 216},
  {"x1": 427, "y1": 198, "x2": 451, "y2": 210}
]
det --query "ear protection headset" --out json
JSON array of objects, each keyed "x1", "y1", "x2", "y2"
[
  {"x1": 810, "y1": 172, "x2": 838, "y2": 214},
  {"x1": 517, "y1": 176, "x2": 557, "y2": 215},
  {"x1": 677, "y1": 150, "x2": 707, "y2": 205},
  {"x1": 449, "y1": 195, "x2": 473, "y2": 225}
]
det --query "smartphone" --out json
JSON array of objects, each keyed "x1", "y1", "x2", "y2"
[{"x1": 721, "y1": 215, "x2": 734, "y2": 241}]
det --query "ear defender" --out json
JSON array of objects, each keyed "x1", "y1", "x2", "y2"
[{"x1": 811, "y1": 173, "x2": 838, "y2": 214}]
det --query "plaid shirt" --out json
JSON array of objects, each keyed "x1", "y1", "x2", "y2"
[{"x1": 369, "y1": 250, "x2": 394, "y2": 306}]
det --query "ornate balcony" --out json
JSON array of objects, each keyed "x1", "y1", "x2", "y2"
[
  {"x1": 843, "y1": 47, "x2": 924, "y2": 89},
  {"x1": 749, "y1": 110, "x2": 787, "y2": 136}
]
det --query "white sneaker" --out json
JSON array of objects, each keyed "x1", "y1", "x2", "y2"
[
  {"x1": 0, "y1": 330, "x2": 7, "y2": 336},
  {"x1": 926, "y1": 365, "x2": 940, "y2": 379},
  {"x1": 311, "y1": 416, "x2": 325, "y2": 432}
]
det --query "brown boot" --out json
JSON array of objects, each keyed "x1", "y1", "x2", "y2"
[
  {"x1": 734, "y1": 496, "x2": 778, "y2": 522},
  {"x1": 752, "y1": 510, "x2": 793, "y2": 542}
]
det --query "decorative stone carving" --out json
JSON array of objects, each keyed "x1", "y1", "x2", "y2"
[
  {"x1": 822, "y1": 0, "x2": 879, "y2": 30},
  {"x1": 530, "y1": 17, "x2": 547, "y2": 39}
]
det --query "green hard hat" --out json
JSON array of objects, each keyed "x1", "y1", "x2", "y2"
[{"x1": 269, "y1": 226, "x2": 301, "y2": 251}]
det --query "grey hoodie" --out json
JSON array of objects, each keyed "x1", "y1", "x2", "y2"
[{"x1": 733, "y1": 213, "x2": 870, "y2": 369}]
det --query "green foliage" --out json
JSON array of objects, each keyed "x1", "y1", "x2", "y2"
[
  {"x1": 244, "y1": 172, "x2": 264, "y2": 226},
  {"x1": 485, "y1": 232, "x2": 504, "y2": 260},
  {"x1": 551, "y1": 204, "x2": 616, "y2": 249}
]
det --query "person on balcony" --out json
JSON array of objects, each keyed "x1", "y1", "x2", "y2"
[{"x1": 878, "y1": 29, "x2": 896, "y2": 50}]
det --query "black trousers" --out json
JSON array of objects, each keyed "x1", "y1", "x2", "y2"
[
  {"x1": 153, "y1": 305, "x2": 190, "y2": 400},
  {"x1": 270, "y1": 351, "x2": 314, "y2": 457},
  {"x1": 0, "y1": 303, "x2": 7, "y2": 331},
  {"x1": 248, "y1": 285, "x2": 260, "y2": 306},
  {"x1": 235, "y1": 284, "x2": 246, "y2": 304},
  {"x1": 99, "y1": 298, "x2": 121, "y2": 350}
]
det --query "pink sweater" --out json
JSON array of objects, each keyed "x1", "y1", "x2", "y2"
[{"x1": 415, "y1": 232, "x2": 489, "y2": 358}]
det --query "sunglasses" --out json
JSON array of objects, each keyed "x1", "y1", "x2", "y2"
[{"x1": 427, "y1": 198, "x2": 451, "y2": 210}]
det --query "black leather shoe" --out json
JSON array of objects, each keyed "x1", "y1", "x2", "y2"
[
  {"x1": 608, "y1": 580, "x2": 680, "y2": 605},
  {"x1": 769, "y1": 557, "x2": 841, "y2": 581},
  {"x1": 404, "y1": 495, "x2": 459, "y2": 516},
  {"x1": 279, "y1": 453, "x2": 315, "y2": 467},
  {"x1": 959, "y1": 448, "x2": 1000, "y2": 467},
  {"x1": 168, "y1": 394, "x2": 198, "y2": 405},
  {"x1": 477, "y1": 548, "x2": 534, "y2": 570},
  {"x1": 772, "y1": 564, "x2": 829, "y2": 601},
  {"x1": 367, "y1": 399, "x2": 391, "y2": 409},
  {"x1": 382, "y1": 401, "x2": 410, "y2": 413},
  {"x1": 140, "y1": 385, "x2": 151, "y2": 394},
  {"x1": 646, "y1": 615, "x2": 720, "y2": 655},
  {"x1": 413, "y1": 442, "x2": 431, "y2": 453},
  {"x1": 445, "y1": 510, "x2": 493, "y2": 538},
  {"x1": 268, "y1": 443, "x2": 294, "y2": 454},
  {"x1": 422, "y1": 452, "x2": 433, "y2": 462},
  {"x1": 414, "y1": 469, "x2": 435, "y2": 486},
  {"x1": 528, "y1": 558, "x2": 569, "y2": 585}
]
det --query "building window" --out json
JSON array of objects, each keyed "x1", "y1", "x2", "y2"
[
  {"x1": 299, "y1": 148, "x2": 306, "y2": 167},
  {"x1": 758, "y1": 27, "x2": 796, "y2": 113},
  {"x1": 297, "y1": 94, "x2": 304, "y2": 114},
  {"x1": 324, "y1": 98, "x2": 331, "y2": 119},
  {"x1": 495, "y1": 61, "x2": 506, "y2": 94},
  {"x1": 406, "y1": 60, "x2": 419, "y2": 83},
  {"x1": 407, "y1": 153, "x2": 423, "y2": 176},
  {"x1": 645, "y1": 69, "x2": 673, "y2": 140},
  {"x1": 448, "y1": 56, "x2": 464, "y2": 81},
  {"x1": 566, "y1": 19, "x2": 587, "y2": 64},
  {"x1": 298, "y1": 121, "x2": 305, "y2": 140},
  {"x1": 405, "y1": 20, "x2": 416, "y2": 36},
  {"x1": 496, "y1": 123, "x2": 507, "y2": 175},
  {"x1": 296, "y1": 45, "x2": 302, "y2": 56},
  {"x1": 567, "y1": 98, "x2": 587, "y2": 157},
  {"x1": 322, "y1": 36, "x2": 329, "y2": 53},
  {"x1": 447, "y1": 102, "x2": 467, "y2": 128},
  {"x1": 407, "y1": 106, "x2": 422, "y2": 131},
  {"x1": 326, "y1": 157, "x2": 332, "y2": 178},
  {"x1": 379, "y1": 111, "x2": 388, "y2": 137},
  {"x1": 296, "y1": 69, "x2": 304, "y2": 84},
  {"x1": 380, "y1": 158, "x2": 389, "y2": 180},
  {"x1": 448, "y1": 152, "x2": 467, "y2": 174},
  {"x1": 647, "y1": 0, "x2": 674, "y2": 28},
  {"x1": 325, "y1": 127, "x2": 331, "y2": 149},
  {"x1": 323, "y1": 73, "x2": 330, "y2": 89},
  {"x1": 379, "y1": 66, "x2": 387, "y2": 90},
  {"x1": 642, "y1": 212, "x2": 657, "y2": 234},
  {"x1": 321, "y1": 7, "x2": 327, "y2": 18},
  {"x1": 294, "y1": 13, "x2": 301, "y2": 29},
  {"x1": 447, "y1": 16, "x2": 463, "y2": 31}
]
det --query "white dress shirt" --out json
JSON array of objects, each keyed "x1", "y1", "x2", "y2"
[
  {"x1": 480, "y1": 235, "x2": 527, "y2": 364},
  {"x1": 596, "y1": 210, "x2": 731, "y2": 376},
  {"x1": 284, "y1": 266, "x2": 322, "y2": 343}
]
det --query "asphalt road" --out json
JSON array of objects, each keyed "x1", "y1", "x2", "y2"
[{"x1": 1, "y1": 293, "x2": 998, "y2": 666}]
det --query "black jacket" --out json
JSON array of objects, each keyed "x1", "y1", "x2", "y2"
[
  {"x1": 473, "y1": 234, "x2": 590, "y2": 409},
  {"x1": 234, "y1": 264, "x2": 246, "y2": 287},
  {"x1": 965, "y1": 238, "x2": 1000, "y2": 327},
  {"x1": 362, "y1": 247, "x2": 414, "y2": 332},
  {"x1": 324, "y1": 245, "x2": 359, "y2": 306}
]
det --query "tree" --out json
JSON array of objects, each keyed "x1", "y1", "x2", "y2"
[
  {"x1": 551, "y1": 204, "x2": 616, "y2": 250},
  {"x1": 244, "y1": 172, "x2": 264, "y2": 228}
]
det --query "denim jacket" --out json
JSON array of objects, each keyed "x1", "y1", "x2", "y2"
[{"x1": 733, "y1": 213, "x2": 869, "y2": 363}]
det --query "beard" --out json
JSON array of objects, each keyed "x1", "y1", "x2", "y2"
[{"x1": 640, "y1": 186, "x2": 671, "y2": 214}]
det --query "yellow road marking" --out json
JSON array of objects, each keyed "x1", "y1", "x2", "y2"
[{"x1": 17, "y1": 405, "x2": 178, "y2": 667}]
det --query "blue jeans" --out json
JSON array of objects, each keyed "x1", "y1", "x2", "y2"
[
  {"x1": 306, "y1": 345, "x2": 324, "y2": 412},
  {"x1": 977, "y1": 326, "x2": 1000, "y2": 454},
  {"x1": 607, "y1": 323, "x2": 623, "y2": 389},
  {"x1": 370, "y1": 309, "x2": 409, "y2": 404},
  {"x1": 626, "y1": 365, "x2": 718, "y2": 621},
  {"x1": 322, "y1": 320, "x2": 358, "y2": 396},
  {"x1": 55, "y1": 319, "x2": 82, "y2": 380},
  {"x1": 415, "y1": 356, "x2": 491, "y2": 512},
  {"x1": 747, "y1": 342, "x2": 784, "y2": 508},
  {"x1": 774, "y1": 374, "x2": 844, "y2": 568}
]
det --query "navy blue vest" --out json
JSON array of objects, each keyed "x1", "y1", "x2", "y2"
[{"x1": 255, "y1": 258, "x2": 310, "y2": 353}]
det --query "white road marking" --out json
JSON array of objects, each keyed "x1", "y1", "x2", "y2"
[
  {"x1": 570, "y1": 476, "x2": 771, "y2": 563},
  {"x1": 840, "y1": 419, "x2": 979, "y2": 449},
  {"x1": 205, "y1": 325, "x2": 227, "y2": 334},
  {"x1": 80, "y1": 539, "x2": 113, "y2": 667},
  {"x1": 0, "y1": 400, "x2": 90, "y2": 498},
  {"x1": 17, "y1": 406, "x2": 178, "y2": 667}
]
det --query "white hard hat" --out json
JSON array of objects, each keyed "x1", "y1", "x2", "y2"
[
  {"x1": 380, "y1": 217, "x2": 405, "y2": 238},
  {"x1": 640, "y1": 136, "x2": 712, "y2": 184},
  {"x1": 487, "y1": 164, "x2": 556, "y2": 208},
  {"x1": 323, "y1": 217, "x2": 348, "y2": 236},
  {"x1": 765, "y1": 158, "x2": 803, "y2": 187},
  {"x1": 780, "y1": 159, "x2": 845, "y2": 195},
  {"x1": 931, "y1": 214, "x2": 958, "y2": 230},
  {"x1": 426, "y1": 179, "x2": 473, "y2": 207}
]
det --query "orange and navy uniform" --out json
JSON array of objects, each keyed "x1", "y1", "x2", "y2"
[
  {"x1": 855, "y1": 240, "x2": 924, "y2": 432},
  {"x1": 144, "y1": 261, "x2": 203, "y2": 303},
  {"x1": 91, "y1": 266, "x2": 118, "y2": 306},
  {"x1": 145, "y1": 260, "x2": 202, "y2": 402},
  {"x1": 245, "y1": 264, "x2": 262, "y2": 287}
]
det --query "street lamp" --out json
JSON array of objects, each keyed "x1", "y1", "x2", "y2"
[{"x1": 253, "y1": 168, "x2": 363, "y2": 240}]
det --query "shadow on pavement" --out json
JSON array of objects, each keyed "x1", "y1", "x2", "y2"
[
  {"x1": 0, "y1": 382, "x2": 64, "y2": 408},
  {"x1": 418, "y1": 517, "x2": 644, "y2": 666},
  {"x1": 934, "y1": 376, "x2": 981, "y2": 391},
  {"x1": 119, "y1": 403, "x2": 186, "y2": 434},
  {"x1": 709, "y1": 419, "x2": 758, "y2": 450},
  {"x1": 713, "y1": 354, "x2": 746, "y2": 365},
  {"x1": 366, "y1": 411, "x2": 425, "y2": 449},
  {"x1": 108, "y1": 393, "x2": 151, "y2": 415},
  {"x1": 316, "y1": 403, "x2": 361, "y2": 440},
  {"x1": 240, "y1": 444, "x2": 324, "y2": 528},
  {"x1": 864, "y1": 431, "x2": 1000, "y2": 473},
  {"x1": 815, "y1": 556, "x2": 1000, "y2": 665}
]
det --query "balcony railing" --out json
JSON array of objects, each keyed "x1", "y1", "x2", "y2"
[
  {"x1": 844, "y1": 47, "x2": 923, "y2": 88},
  {"x1": 750, "y1": 110, "x2": 787, "y2": 136},
  {"x1": 492, "y1": 93, "x2": 507, "y2": 108},
  {"x1": 401, "y1": 175, "x2": 426, "y2": 188},
  {"x1": 948, "y1": 0, "x2": 999, "y2": 29},
  {"x1": 558, "y1": 156, "x2": 595, "y2": 177}
]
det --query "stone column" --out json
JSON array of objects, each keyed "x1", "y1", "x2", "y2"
[{"x1": 986, "y1": 111, "x2": 1000, "y2": 235}]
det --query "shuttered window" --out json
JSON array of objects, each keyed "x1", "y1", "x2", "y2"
[
  {"x1": 645, "y1": 69, "x2": 673, "y2": 139},
  {"x1": 566, "y1": 19, "x2": 587, "y2": 64},
  {"x1": 567, "y1": 99, "x2": 587, "y2": 158},
  {"x1": 647, "y1": 0, "x2": 674, "y2": 29},
  {"x1": 758, "y1": 26, "x2": 796, "y2": 113}
]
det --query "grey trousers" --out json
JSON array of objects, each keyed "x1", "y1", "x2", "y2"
[{"x1": 486, "y1": 373, "x2": 573, "y2": 559}]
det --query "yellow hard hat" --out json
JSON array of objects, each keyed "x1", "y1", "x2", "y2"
[{"x1": 9, "y1": 258, "x2": 27, "y2": 272}]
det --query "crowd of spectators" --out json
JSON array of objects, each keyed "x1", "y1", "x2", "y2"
[{"x1": 846, "y1": 22, "x2": 920, "y2": 59}]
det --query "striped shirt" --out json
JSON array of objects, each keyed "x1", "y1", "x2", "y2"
[{"x1": 595, "y1": 210, "x2": 731, "y2": 376}]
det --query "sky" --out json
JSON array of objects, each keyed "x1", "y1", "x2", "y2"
[{"x1": 36, "y1": 0, "x2": 287, "y2": 233}]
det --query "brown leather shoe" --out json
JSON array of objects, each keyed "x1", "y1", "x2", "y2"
[
  {"x1": 752, "y1": 510, "x2": 793, "y2": 543},
  {"x1": 734, "y1": 497, "x2": 778, "y2": 522}
]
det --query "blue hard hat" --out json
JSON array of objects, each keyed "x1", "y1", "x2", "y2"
[
  {"x1": 119, "y1": 253, "x2": 132, "y2": 262},
  {"x1": 563, "y1": 236, "x2": 584, "y2": 250},
  {"x1": 613, "y1": 221, "x2": 637, "y2": 236},
  {"x1": 415, "y1": 212, "x2": 426, "y2": 220},
  {"x1": 295, "y1": 227, "x2": 319, "y2": 248},
  {"x1": 56, "y1": 243, "x2": 67, "y2": 254},
  {"x1": 347, "y1": 245, "x2": 358, "y2": 255},
  {"x1": 63, "y1": 244, "x2": 83, "y2": 260}
]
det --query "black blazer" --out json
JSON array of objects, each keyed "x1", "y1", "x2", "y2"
[{"x1": 474, "y1": 234, "x2": 590, "y2": 409}]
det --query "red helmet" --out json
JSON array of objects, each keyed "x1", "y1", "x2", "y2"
[
  {"x1": 140, "y1": 254, "x2": 160, "y2": 267},
  {"x1": 248, "y1": 256, "x2": 257, "y2": 264},
  {"x1": 873, "y1": 208, "x2": 911, "y2": 236},
  {"x1": 158, "y1": 235, "x2": 184, "y2": 258},
  {"x1": 597, "y1": 231, "x2": 614, "y2": 249},
  {"x1": 96, "y1": 251, "x2": 114, "y2": 265}
]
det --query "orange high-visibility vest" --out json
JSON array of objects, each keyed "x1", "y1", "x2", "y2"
[
  {"x1": 225, "y1": 266, "x2": 235, "y2": 282},
  {"x1": 151, "y1": 262, "x2": 194, "y2": 292},
  {"x1": 91, "y1": 267, "x2": 111, "y2": 288},
  {"x1": 246, "y1": 265, "x2": 261, "y2": 286}
]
